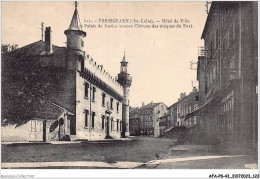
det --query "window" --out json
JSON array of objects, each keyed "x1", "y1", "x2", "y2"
[
  {"x1": 102, "y1": 93, "x2": 106, "y2": 106},
  {"x1": 102, "y1": 115, "x2": 105, "y2": 130},
  {"x1": 194, "y1": 117, "x2": 197, "y2": 124},
  {"x1": 230, "y1": 57, "x2": 235, "y2": 80},
  {"x1": 189, "y1": 106, "x2": 192, "y2": 113},
  {"x1": 31, "y1": 121, "x2": 36, "y2": 132},
  {"x1": 194, "y1": 104, "x2": 198, "y2": 111},
  {"x1": 110, "y1": 98, "x2": 113, "y2": 109},
  {"x1": 145, "y1": 110, "x2": 148, "y2": 114},
  {"x1": 81, "y1": 39, "x2": 84, "y2": 47},
  {"x1": 134, "y1": 114, "x2": 138, "y2": 118},
  {"x1": 111, "y1": 119, "x2": 113, "y2": 131},
  {"x1": 91, "y1": 112, "x2": 95, "y2": 128},
  {"x1": 80, "y1": 57, "x2": 84, "y2": 72},
  {"x1": 116, "y1": 102, "x2": 119, "y2": 112},
  {"x1": 222, "y1": 33, "x2": 229, "y2": 58},
  {"x1": 120, "y1": 121, "x2": 122, "y2": 131},
  {"x1": 214, "y1": 29, "x2": 219, "y2": 49},
  {"x1": 92, "y1": 87, "x2": 96, "y2": 101},
  {"x1": 213, "y1": 65, "x2": 216, "y2": 80},
  {"x1": 117, "y1": 120, "x2": 119, "y2": 131},
  {"x1": 84, "y1": 83, "x2": 89, "y2": 98},
  {"x1": 85, "y1": 109, "x2": 89, "y2": 127},
  {"x1": 209, "y1": 69, "x2": 213, "y2": 84}
]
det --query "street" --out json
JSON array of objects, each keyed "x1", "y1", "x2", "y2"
[{"x1": 1, "y1": 136, "x2": 256, "y2": 169}]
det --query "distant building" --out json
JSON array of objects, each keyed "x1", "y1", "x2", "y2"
[
  {"x1": 129, "y1": 102, "x2": 167, "y2": 137},
  {"x1": 159, "y1": 112, "x2": 169, "y2": 137},
  {"x1": 176, "y1": 87, "x2": 199, "y2": 127},
  {"x1": 1, "y1": 3, "x2": 131, "y2": 141},
  {"x1": 129, "y1": 107, "x2": 141, "y2": 136},
  {"x1": 167, "y1": 102, "x2": 178, "y2": 128},
  {"x1": 129, "y1": 118, "x2": 140, "y2": 136}
]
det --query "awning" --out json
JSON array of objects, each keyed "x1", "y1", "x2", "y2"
[
  {"x1": 184, "y1": 96, "x2": 214, "y2": 120},
  {"x1": 164, "y1": 126, "x2": 175, "y2": 133}
]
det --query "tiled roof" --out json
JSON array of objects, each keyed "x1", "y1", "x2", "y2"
[{"x1": 32, "y1": 101, "x2": 65, "y2": 120}]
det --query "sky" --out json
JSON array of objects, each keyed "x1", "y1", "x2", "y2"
[{"x1": 2, "y1": 1, "x2": 208, "y2": 107}]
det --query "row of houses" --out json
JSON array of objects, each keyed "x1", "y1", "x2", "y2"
[{"x1": 130, "y1": 1, "x2": 258, "y2": 155}]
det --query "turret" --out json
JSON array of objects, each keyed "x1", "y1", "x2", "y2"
[
  {"x1": 64, "y1": 1, "x2": 86, "y2": 55},
  {"x1": 116, "y1": 52, "x2": 132, "y2": 138}
]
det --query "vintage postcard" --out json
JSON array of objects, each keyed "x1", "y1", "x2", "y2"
[{"x1": 1, "y1": 1, "x2": 259, "y2": 178}]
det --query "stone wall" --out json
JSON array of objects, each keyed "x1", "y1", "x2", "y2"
[{"x1": 75, "y1": 69, "x2": 123, "y2": 140}]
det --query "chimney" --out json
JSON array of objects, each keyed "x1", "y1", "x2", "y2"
[
  {"x1": 192, "y1": 87, "x2": 197, "y2": 93},
  {"x1": 142, "y1": 102, "x2": 145, "y2": 108},
  {"x1": 45, "y1": 27, "x2": 53, "y2": 54},
  {"x1": 151, "y1": 101, "x2": 153, "y2": 105}
]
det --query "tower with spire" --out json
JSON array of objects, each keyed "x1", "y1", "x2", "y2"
[
  {"x1": 64, "y1": 1, "x2": 86, "y2": 70},
  {"x1": 116, "y1": 52, "x2": 132, "y2": 137}
]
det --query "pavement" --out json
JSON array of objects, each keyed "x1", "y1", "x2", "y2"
[
  {"x1": 1, "y1": 138, "x2": 132, "y2": 145},
  {"x1": 2, "y1": 154, "x2": 255, "y2": 169}
]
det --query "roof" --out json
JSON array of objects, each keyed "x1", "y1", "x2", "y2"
[
  {"x1": 167, "y1": 101, "x2": 179, "y2": 109},
  {"x1": 32, "y1": 100, "x2": 67, "y2": 120},
  {"x1": 65, "y1": 6, "x2": 86, "y2": 36},
  {"x1": 121, "y1": 52, "x2": 128, "y2": 63},
  {"x1": 9, "y1": 40, "x2": 66, "y2": 57},
  {"x1": 68, "y1": 8, "x2": 81, "y2": 30},
  {"x1": 142, "y1": 102, "x2": 163, "y2": 109},
  {"x1": 130, "y1": 107, "x2": 141, "y2": 114},
  {"x1": 201, "y1": 2, "x2": 217, "y2": 39}
]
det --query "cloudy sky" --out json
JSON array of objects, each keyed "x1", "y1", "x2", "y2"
[{"x1": 2, "y1": 1, "x2": 208, "y2": 107}]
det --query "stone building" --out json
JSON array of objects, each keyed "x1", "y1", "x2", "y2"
[
  {"x1": 129, "y1": 102, "x2": 167, "y2": 137},
  {"x1": 187, "y1": 2, "x2": 258, "y2": 154},
  {"x1": 1, "y1": 2, "x2": 131, "y2": 141},
  {"x1": 167, "y1": 102, "x2": 178, "y2": 128},
  {"x1": 158, "y1": 112, "x2": 169, "y2": 137},
  {"x1": 176, "y1": 87, "x2": 199, "y2": 127},
  {"x1": 129, "y1": 107, "x2": 141, "y2": 136},
  {"x1": 129, "y1": 118, "x2": 140, "y2": 136}
]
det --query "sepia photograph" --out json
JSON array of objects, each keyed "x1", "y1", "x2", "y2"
[{"x1": 1, "y1": 0, "x2": 259, "y2": 178}]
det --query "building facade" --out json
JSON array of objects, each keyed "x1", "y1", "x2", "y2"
[
  {"x1": 1, "y1": 3, "x2": 131, "y2": 141},
  {"x1": 190, "y1": 2, "x2": 258, "y2": 154},
  {"x1": 176, "y1": 87, "x2": 199, "y2": 127},
  {"x1": 129, "y1": 102, "x2": 167, "y2": 137},
  {"x1": 167, "y1": 102, "x2": 178, "y2": 128},
  {"x1": 129, "y1": 118, "x2": 140, "y2": 136}
]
